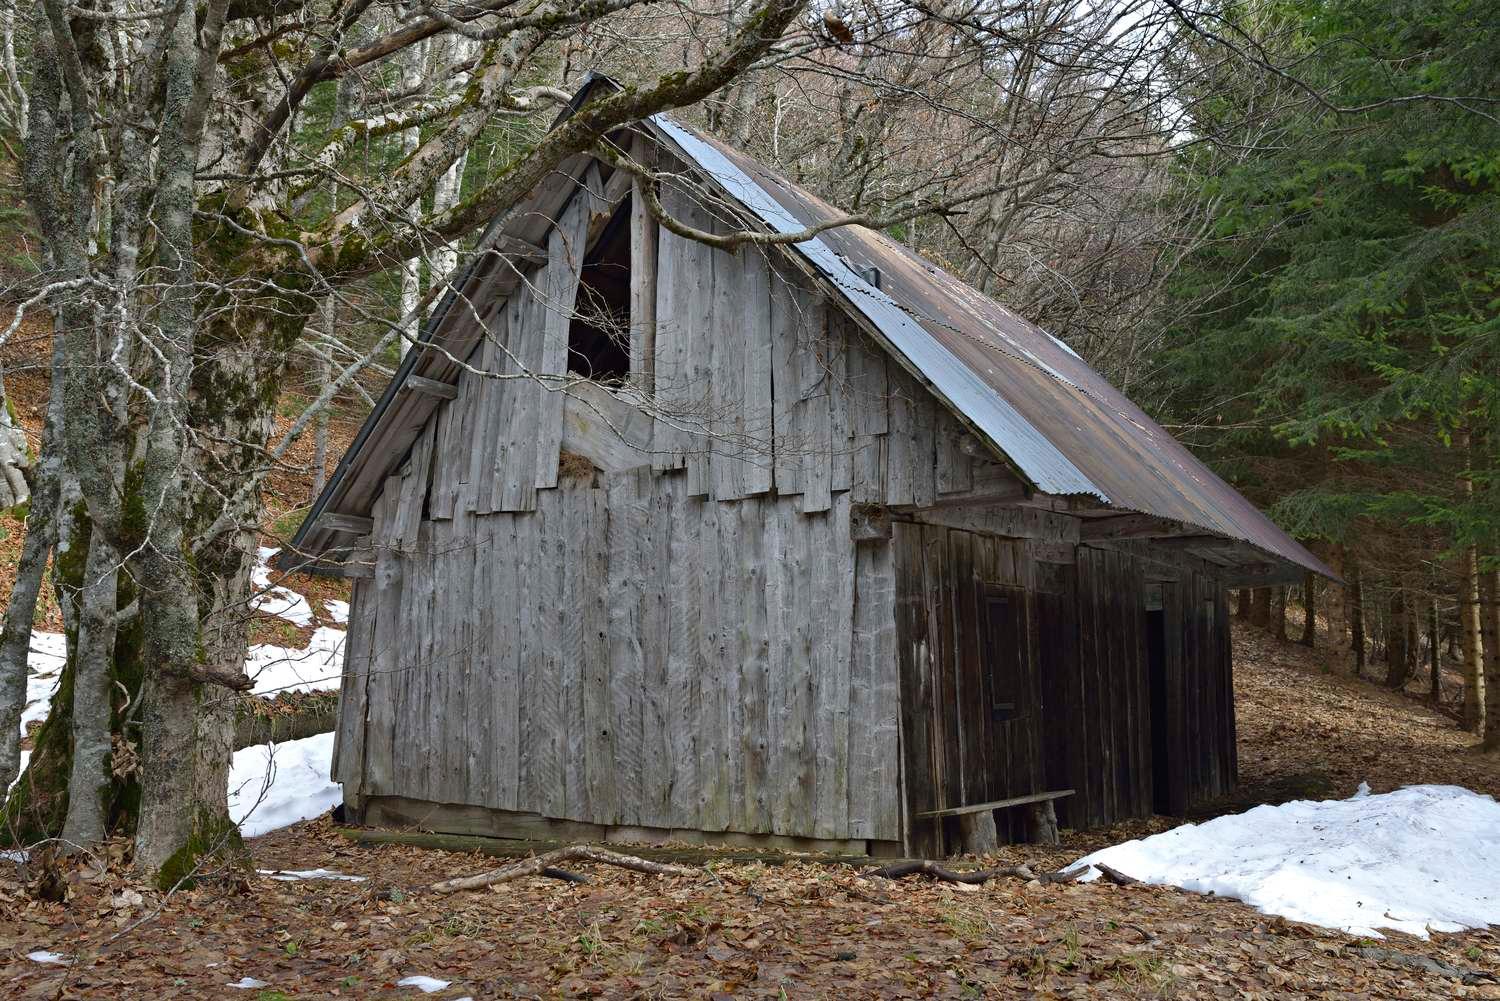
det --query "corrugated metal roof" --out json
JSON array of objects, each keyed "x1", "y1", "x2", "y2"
[
  {"x1": 645, "y1": 116, "x2": 1331, "y2": 579},
  {"x1": 286, "y1": 73, "x2": 1328, "y2": 581}
]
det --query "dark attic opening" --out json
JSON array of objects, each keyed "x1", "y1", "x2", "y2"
[{"x1": 568, "y1": 193, "x2": 632, "y2": 382}]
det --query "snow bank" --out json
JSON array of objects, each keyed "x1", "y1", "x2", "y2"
[
  {"x1": 228, "y1": 732, "x2": 340, "y2": 838},
  {"x1": 1069, "y1": 784, "x2": 1500, "y2": 939},
  {"x1": 246, "y1": 626, "x2": 345, "y2": 697}
]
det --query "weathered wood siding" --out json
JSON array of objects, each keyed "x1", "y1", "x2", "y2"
[
  {"x1": 893, "y1": 527, "x2": 1237, "y2": 853},
  {"x1": 336, "y1": 473, "x2": 903, "y2": 843}
]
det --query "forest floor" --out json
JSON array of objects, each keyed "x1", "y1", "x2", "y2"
[{"x1": 5, "y1": 624, "x2": 1500, "y2": 999}]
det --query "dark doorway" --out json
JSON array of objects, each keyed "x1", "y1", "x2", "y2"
[
  {"x1": 1146, "y1": 601, "x2": 1171, "y2": 814},
  {"x1": 567, "y1": 195, "x2": 632, "y2": 382}
]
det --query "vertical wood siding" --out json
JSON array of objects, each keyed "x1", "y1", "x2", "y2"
[
  {"x1": 338, "y1": 472, "x2": 903, "y2": 842},
  {"x1": 893, "y1": 527, "x2": 1238, "y2": 852}
]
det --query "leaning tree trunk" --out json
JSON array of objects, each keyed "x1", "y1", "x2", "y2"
[{"x1": 0, "y1": 333, "x2": 65, "y2": 792}]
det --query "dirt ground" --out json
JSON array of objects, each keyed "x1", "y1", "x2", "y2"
[{"x1": 4, "y1": 623, "x2": 1500, "y2": 999}]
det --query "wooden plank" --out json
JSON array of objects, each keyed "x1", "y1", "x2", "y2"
[
  {"x1": 535, "y1": 185, "x2": 589, "y2": 491},
  {"x1": 581, "y1": 484, "x2": 615, "y2": 823},
  {"x1": 738, "y1": 497, "x2": 771, "y2": 834},
  {"x1": 468, "y1": 310, "x2": 503, "y2": 513},
  {"x1": 828, "y1": 311, "x2": 853, "y2": 494},
  {"x1": 651, "y1": 185, "x2": 690, "y2": 473},
  {"x1": 769, "y1": 267, "x2": 804, "y2": 497},
  {"x1": 809, "y1": 496, "x2": 853, "y2": 839},
  {"x1": 559, "y1": 488, "x2": 589, "y2": 821},
  {"x1": 404, "y1": 374, "x2": 459, "y2": 400},
  {"x1": 331, "y1": 577, "x2": 374, "y2": 791},
  {"x1": 637, "y1": 470, "x2": 673, "y2": 828},
  {"x1": 950, "y1": 531, "x2": 987, "y2": 807},
  {"x1": 490, "y1": 514, "x2": 522, "y2": 811},
  {"x1": 697, "y1": 497, "x2": 729, "y2": 831},
  {"x1": 605, "y1": 471, "x2": 647, "y2": 826},
  {"x1": 917, "y1": 789, "x2": 1075, "y2": 818},
  {"x1": 797, "y1": 301, "x2": 833, "y2": 513},
  {"x1": 665, "y1": 492, "x2": 701, "y2": 827},
  {"x1": 315, "y1": 511, "x2": 374, "y2": 536},
  {"x1": 893, "y1": 523, "x2": 938, "y2": 857},
  {"x1": 849, "y1": 535, "x2": 899, "y2": 841},
  {"x1": 628, "y1": 139, "x2": 660, "y2": 393},
  {"x1": 740, "y1": 246, "x2": 774, "y2": 498},
  {"x1": 494, "y1": 274, "x2": 543, "y2": 512},
  {"x1": 363, "y1": 487, "x2": 403, "y2": 797}
]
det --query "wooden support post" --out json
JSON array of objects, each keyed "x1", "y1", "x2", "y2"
[
  {"x1": 957, "y1": 811, "x2": 998, "y2": 856},
  {"x1": 1025, "y1": 799, "x2": 1060, "y2": 846}
]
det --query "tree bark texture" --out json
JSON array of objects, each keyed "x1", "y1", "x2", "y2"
[
  {"x1": 1250, "y1": 587, "x2": 1271, "y2": 628},
  {"x1": 1481, "y1": 566, "x2": 1500, "y2": 751},
  {"x1": 1463, "y1": 544, "x2": 1485, "y2": 731},
  {"x1": 59, "y1": 531, "x2": 120, "y2": 851},
  {"x1": 1350, "y1": 562, "x2": 1366, "y2": 676}
]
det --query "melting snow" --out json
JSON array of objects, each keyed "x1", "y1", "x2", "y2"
[
  {"x1": 247, "y1": 626, "x2": 345, "y2": 697},
  {"x1": 397, "y1": 975, "x2": 452, "y2": 993},
  {"x1": 27, "y1": 951, "x2": 68, "y2": 965},
  {"x1": 1069, "y1": 784, "x2": 1500, "y2": 939},
  {"x1": 228, "y1": 732, "x2": 340, "y2": 838},
  {"x1": 251, "y1": 547, "x2": 315, "y2": 626},
  {"x1": 226, "y1": 976, "x2": 269, "y2": 989},
  {"x1": 258, "y1": 867, "x2": 365, "y2": 882},
  {"x1": 324, "y1": 598, "x2": 350, "y2": 625}
]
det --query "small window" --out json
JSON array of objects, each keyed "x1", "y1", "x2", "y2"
[
  {"x1": 981, "y1": 585, "x2": 1028, "y2": 723},
  {"x1": 567, "y1": 195, "x2": 632, "y2": 382}
]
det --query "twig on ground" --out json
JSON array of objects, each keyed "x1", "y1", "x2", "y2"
[{"x1": 431, "y1": 845, "x2": 699, "y2": 893}]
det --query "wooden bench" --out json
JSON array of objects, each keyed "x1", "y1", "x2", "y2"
[{"x1": 918, "y1": 789, "x2": 1075, "y2": 851}]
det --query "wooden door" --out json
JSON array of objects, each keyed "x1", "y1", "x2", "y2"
[{"x1": 978, "y1": 582, "x2": 1038, "y2": 836}]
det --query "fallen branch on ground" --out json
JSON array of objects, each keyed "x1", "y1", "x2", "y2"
[
  {"x1": 431, "y1": 845, "x2": 699, "y2": 893},
  {"x1": 866, "y1": 860, "x2": 1144, "y2": 887},
  {"x1": 865, "y1": 860, "x2": 1039, "y2": 884}
]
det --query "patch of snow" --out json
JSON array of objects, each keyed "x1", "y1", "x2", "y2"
[
  {"x1": 247, "y1": 626, "x2": 345, "y2": 698},
  {"x1": 1, "y1": 848, "x2": 28, "y2": 863},
  {"x1": 27, "y1": 951, "x2": 68, "y2": 965},
  {"x1": 1068, "y1": 784, "x2": 1500, "y2": 939},
  {"x1": 251, "y1": 547, "x2": 315, "y2": 626},
  {"x1": 20, "y1": 632, "x2": 66, "y2": 733},
  {"x1": 324, "y1": 598, "x2": 350, "y2": 625},
  {"x1": 7, "y1": 748, "x2": 28, "y2": 794},
  {"x1": 397, "y1": 975, "x2": 452, "y2": 993},
  {"x1": 258, "y1": 868, "x2": 365, "y2": 882},
  {"x1": 226, "y1": 977, "x2": 269, "y2": 989},
  {"x1": 228, "y1": 732, "x2": 340, "y2": 838}
]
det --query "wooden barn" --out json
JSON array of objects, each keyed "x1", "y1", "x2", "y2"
[{"x1": 288, "y1": 78, "x2": 1330, "y2": 857}]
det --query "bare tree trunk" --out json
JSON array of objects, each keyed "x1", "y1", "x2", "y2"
[
  {"x1": 310, "y1": 296, "x2": 333, "y2": 501},
  {"x1": 1249, "y1": 587, "x2": 1271, "y2": 628},
  {"x1": 1384, "y1": 588, "x2": 1414, "y2": 690},
  {"x1": 1481, "y1": 564, "x2": 1500, "y2": 751},
  {"x1": 1350, "y1": 561, "x2": 1365, "y2": 677},
  {"x1": 1463, "y1": 552, "x2": 1486, "y2": 733},
  {"x1": 59, "y1": 531, "x2": 119, "y2": 851},
  {"x1": 1328, "y1": 544, "x2": 1346, "y2": 648},
  {"x1": 1299, "y1": 572, "x2": 1316, "y2": 647},
  {"x1": 1428, "y1": 598, "x2": 1441, "y2": 704},
  {"x1": 1269, "y1": 587, "x2": 1287, "y2": 641}
]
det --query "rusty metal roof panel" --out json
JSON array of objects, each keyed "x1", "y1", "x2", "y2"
[{"x1": 650, "y1": 116, "x2": 1329, "y2": 577}]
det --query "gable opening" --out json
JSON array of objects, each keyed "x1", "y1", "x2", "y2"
[{"x1": 568, "y1": 194, "x2": 632, "y2": 382}]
